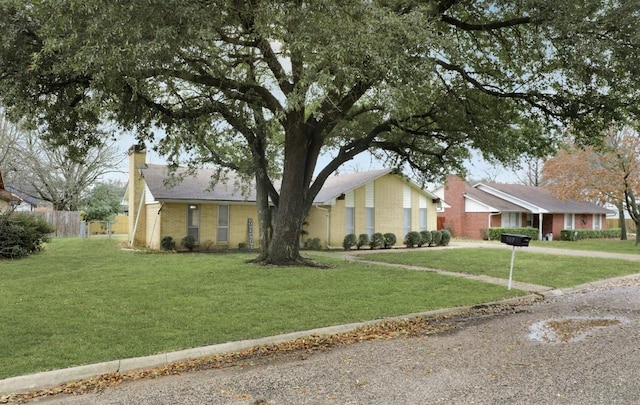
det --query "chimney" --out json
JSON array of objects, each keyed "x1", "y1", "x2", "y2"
[{"x1": 128, "y1": 145, "x2": 147, "y2": 246}]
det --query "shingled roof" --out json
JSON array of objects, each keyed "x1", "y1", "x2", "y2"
[
  {"x1": 474, "y1": 182, "x2": 611, "y2": 214},
  {"x1": 140, "y1": 165, "x2": 436, "y2": 204}
]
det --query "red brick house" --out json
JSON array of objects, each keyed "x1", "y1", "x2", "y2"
[{"x1": 434, "y1": 175, "x2": 612, "y2": 241}]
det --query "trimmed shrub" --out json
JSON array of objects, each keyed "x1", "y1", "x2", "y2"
[
  {"x1": 487, "y1": 227, "x2": 538, "y2": 241},
  {"x1": 382, "y1": 233, "x2": 396, "y2": 249},
  {"x1": 160, "y1": 236, "x2": 175, "y2": 251},
  {"x1": 357, "y1": 233, "x2": 370, "y2": 250},
  {"x1": 181, "y1": 235, "x2": 196, "y2": 251},
  {"x1": 370, "y1": 232, "x2": 385, "y2": 249},
  {"x1": 430, "y1": 230, "x2": 442, "y2": 246},
  {"x1": 343, "y1": 234, "x2": 357, "y2": 250},
  {"x1": 560, "y1": 228, "x2": 622, "y2": 241},
  {"x1": 0, "y1": 213, "x2": 55, "y2": 259},
  {"x1": 404, "y1": 231, "x2": 421, "y2": 248},
  {"x1": 309, "y1": 237, "x2": 322, "y2": 250},
  {"x1": 440, "y1": 229, "x2": 451, "y2": 246},
  {"x1": 419, "y1": 230, "x2": 432, "y2": 247}
]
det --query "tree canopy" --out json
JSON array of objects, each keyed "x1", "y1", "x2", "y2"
[{"x1": 1, "y1": 1, "x2": 639, "y2": 263}]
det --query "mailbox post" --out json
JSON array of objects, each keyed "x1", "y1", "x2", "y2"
[{"x1": 500, "y1": 233, "x2": 531, "y2": 290}]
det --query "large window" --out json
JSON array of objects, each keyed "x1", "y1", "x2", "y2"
[
  {"x1": 187, "y1": 204, "x2": 200, "y2": 243},
  {"x1": 593, "y1": 214, "x2": 602, "y2": 230},
  {"x1": 217, "y1": 204, "x2": 229, "y2": 243},
  {"x1": 564, "y1": 213, "x2": 574, "y2": 230},
  {"x1": 365, "y1": 207, "x2": 375, "y2": 237},
  {"x1": 346, "y1": 207, "x2": 355, "y2": 236},
  {"x1": 419, "y1": 195, "x2": 427, "y2": 231},
  {"x1": 403, "y1": 208, "x2": 411, "y2": 237},
  {"x1": 501, "y1": 212, "x2": 520, "y2": 227}
]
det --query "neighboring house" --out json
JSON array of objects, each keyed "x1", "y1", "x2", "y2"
[
  {"x1": 127, "y1": 145, "x2": 441, "y2": 250},
  {"x1": 434, "y1": 175, "x2": 612, "y2": 241},
  {"x1": 4, "y1": 185, "x2": 51, "y2": 212},
  {"x1": 0, "y1": 171, "x2": 22, "y2": 212}
]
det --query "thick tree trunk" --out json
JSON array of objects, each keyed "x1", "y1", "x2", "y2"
[
  {"x1": 636, "y1": 221, "x2": 640, "y2": 246},
  {"x1": 262, "y1": 123, "x2": 319, "y2": 265}
]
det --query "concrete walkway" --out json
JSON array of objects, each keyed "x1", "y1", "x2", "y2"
[{"x1": 2, "y1": 241, "x2": 639, "y2": 399}]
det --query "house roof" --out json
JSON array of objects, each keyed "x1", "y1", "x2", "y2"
[
  {"x1": 0, "y1": 172, "x2": 22, "y2": 203},
  {"x1": 140, "y1": 165, "x2": 438, "y2": 205},
  {"x1": 312, "y1": 168, "x2": 392, "y2": 203},
  {"x1": 141, "y1": 164, "x2": 257, "y2": 202},
  {"x1": 5, "y1": 186, "x2": 41, "y2": 207},
  {"x1": 473, "y1": 182, "x2": 611, "y2": 214},
  {"x1": 465, "y1": 186, "x2": 524, "y2": 212}
]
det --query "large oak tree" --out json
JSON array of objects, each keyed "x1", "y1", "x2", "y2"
[{"x1": 1, "y1": 1, "x2": 639, "y2": 264}]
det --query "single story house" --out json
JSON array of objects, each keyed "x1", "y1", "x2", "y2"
[
  {"x1": 434, "y1": 175, "x2": 612, "y2": 240},
  {"x1": 127, "y1": 145, "x2": 441, "y2": 250}
]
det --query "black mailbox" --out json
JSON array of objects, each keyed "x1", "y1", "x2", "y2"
[{"x1": 500, "y1": 233, "x2": 531, "y2": 247}]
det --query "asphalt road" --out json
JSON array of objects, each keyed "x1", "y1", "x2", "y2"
[{"x1": 30, "y1": 273, "x2": 640, "y2": 405}]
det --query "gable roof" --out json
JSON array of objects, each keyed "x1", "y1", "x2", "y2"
[
  {"x1": 313, "y1": 168, "x2": 391, "y2": 204},
  {"x1": 140, "y1": 165, "x2": 438, "y2": 205},
  {"x1": 0, "y1": 172, "x2": 22, "y2": 204},
  {"x1": 473, "y1": 182, "x2": 611, "y2": 214},
  {"x1": 465, "y1": 186, "x2": 524, "y2": 212},
  {"x1": 142, "y1": 164, "x2": 257, "y2": 202}
]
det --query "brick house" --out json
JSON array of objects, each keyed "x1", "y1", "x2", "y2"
[
  {"x1": 434, "y1": 175, "x2": 612, "y2": 241},
  {"x1": 126, "y1": 145, "x2": 441, "y2": 250}
]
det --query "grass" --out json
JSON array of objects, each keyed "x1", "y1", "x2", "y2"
[
  {"x1": 0, "y1": 238, "x2": 526, "y2": 379},
  {"x1": 529, "y1": 238, "x2": 640, "y2": 254},
  {"x1": 362, "y1": 247, "x2": 640, "y2": 289}
]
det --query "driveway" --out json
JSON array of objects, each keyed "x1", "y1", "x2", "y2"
[{"x1": 14, "y1": 243, "x2": 640, "y2": 404}]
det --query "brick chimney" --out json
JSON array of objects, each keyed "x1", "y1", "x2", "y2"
[
  {"x1": 443, "y1": 175, "x2": 467, "y2": 238},
  {"x1": 128, "y1": 145, "x2": 147, "y2": 246}
]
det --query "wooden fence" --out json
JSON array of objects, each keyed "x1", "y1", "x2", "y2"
[
  {"x1": 606, "y1": 218, "x2": 637, "y2": 233},
  {"x1": 23, "y1": 211, "x2": 81, "y2": 238}
]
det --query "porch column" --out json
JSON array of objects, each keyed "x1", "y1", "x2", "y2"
[{"x1": 538, "y1": 213, "x2": 543, "y2": 240}]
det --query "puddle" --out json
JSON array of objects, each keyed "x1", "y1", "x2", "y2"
[{"x1": 528, "y1": 317, "x2": 626, "y2": 343}]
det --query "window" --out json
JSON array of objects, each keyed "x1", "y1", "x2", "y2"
[
  {"x1": 403, "y1": 208, "x2": 411, "y2": 236},
  {"x1": 419, "y1": 196, "x2": 427, "y2": 231},
  {"x1": 526, "y1": 213, "x2": 533, "y2": 227},
  {"x1": 187, "y1": 204, "x2": 200, "y2": 243},
  {"x1": 345, "y1": 190, "x2": 355, "y2": 235},
  {"x1": 217, "y1": 204, "x2": 229, "y2": 243},
  {"x1": 593, "y1": 214, "x2": 602, "y2": 230},
  {"x1": 346, "y1": 207, "x2": 355, "y2": 235},
  {"x1": 365, "y1": 207, "x2": 375, "y2": 237},
  {"x1": 501, "y1": 212, "x2": 520, "y2": 227},
  {"x1": 564, "y1": 213, "x2": 574, "y2": 230}
]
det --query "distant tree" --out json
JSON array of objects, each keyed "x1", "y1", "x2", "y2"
[
  {"x1": 542, "y1": 126, "x2": 640, "y2": 244},
  {"x1": 14, "y1": 129, "x2": 124, "y2": 211},
  {"x1": 514, "y1": 156, "x2": 547, "y2": 187},
  {"x1": 80, "y1": 180, "x2": 126, "y2": 222}
]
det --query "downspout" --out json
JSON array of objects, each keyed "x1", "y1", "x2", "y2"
[
  {"x1": 487, "y1": 212, "x2": 501, "y2": 240},
  {"x1": 129, "y1": 170, "x2": 146, "y2": 247},
  {"x1": 315, "y1": 206, "x2": 340, "y2": 249}
]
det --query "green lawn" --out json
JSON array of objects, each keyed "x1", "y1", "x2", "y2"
[
  {"x1": 529, "y1": 238, "x2": 640, "y2": 254},
  {"x1": 0, "y1": 238, "x2": 525, "y2": 379},
  {"x1": 362, "y1": 247, "x2": 640, "y2": 288}
]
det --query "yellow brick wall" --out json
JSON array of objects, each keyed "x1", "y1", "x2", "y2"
[
  {"x1": 305, "y1": 206, "x2": 329, "y2": 246},
  {"x1": 153, "y1": 202, "x2": 260, "y2": 250},
  {"x1": 315, "y1": 174, "x2": 439, "y2": 248}
]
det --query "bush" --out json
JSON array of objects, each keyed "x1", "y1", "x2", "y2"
[
  {"x1": 160, "y1": 236, "x2": 175, "y2": 251},
  {"x1": 0, "y1": 213, "x2": 54, "y2": 259},
  {"x1": 404, "y1": 231, "x2": 421, "y2": 248},
  {"x1": 440, "y1": 229, "x2": 451, "y2": 246},
  {"x1": 370, "y1": 232, "x2": 385, "y2": 249},
  {"x1": 357, "y1": 233, "x2": 370, "y2": 250},
  {"x1": 487, "y1": 227, "x2": 538, "y2": 241},
  {"x1": 420, "y1": 230, "x2": 432, "y2": 247},
  {"x1": 181, "y1": 235, "x2": 196, "y2": 251},
  {"x1": 430, "y1": 230, "x2": 442, "y2": 246},
  {"x1": 560, "y1": 228, "x2": 622, "y2": 241},
  {"x1": 343, "y1": 234, "x2": 357, "y2": 250},
  {"x1": 383, "y1": 233, "x2": 396, "y2": 249},
  {"x1": 308, "y1": 237, "x2": 322, "y2": 250}
]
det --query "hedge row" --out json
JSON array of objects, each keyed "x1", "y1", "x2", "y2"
[
  {"x1": 487, "y1": 227, "x2": 539, "y2": 241},
  {"x1": 0, "y1": 213, "x2": 55, "y2": 259},
  {"x1": 343, "y1": 230, "x2": 450, "y2": 250},
  {"x1": 560, "y1": 228, "x2": 622, "y2": 241}
]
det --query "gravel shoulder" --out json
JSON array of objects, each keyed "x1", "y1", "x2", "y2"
[{"x1": 28, "y1": 275, "x2": 640, "y2": 405}]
